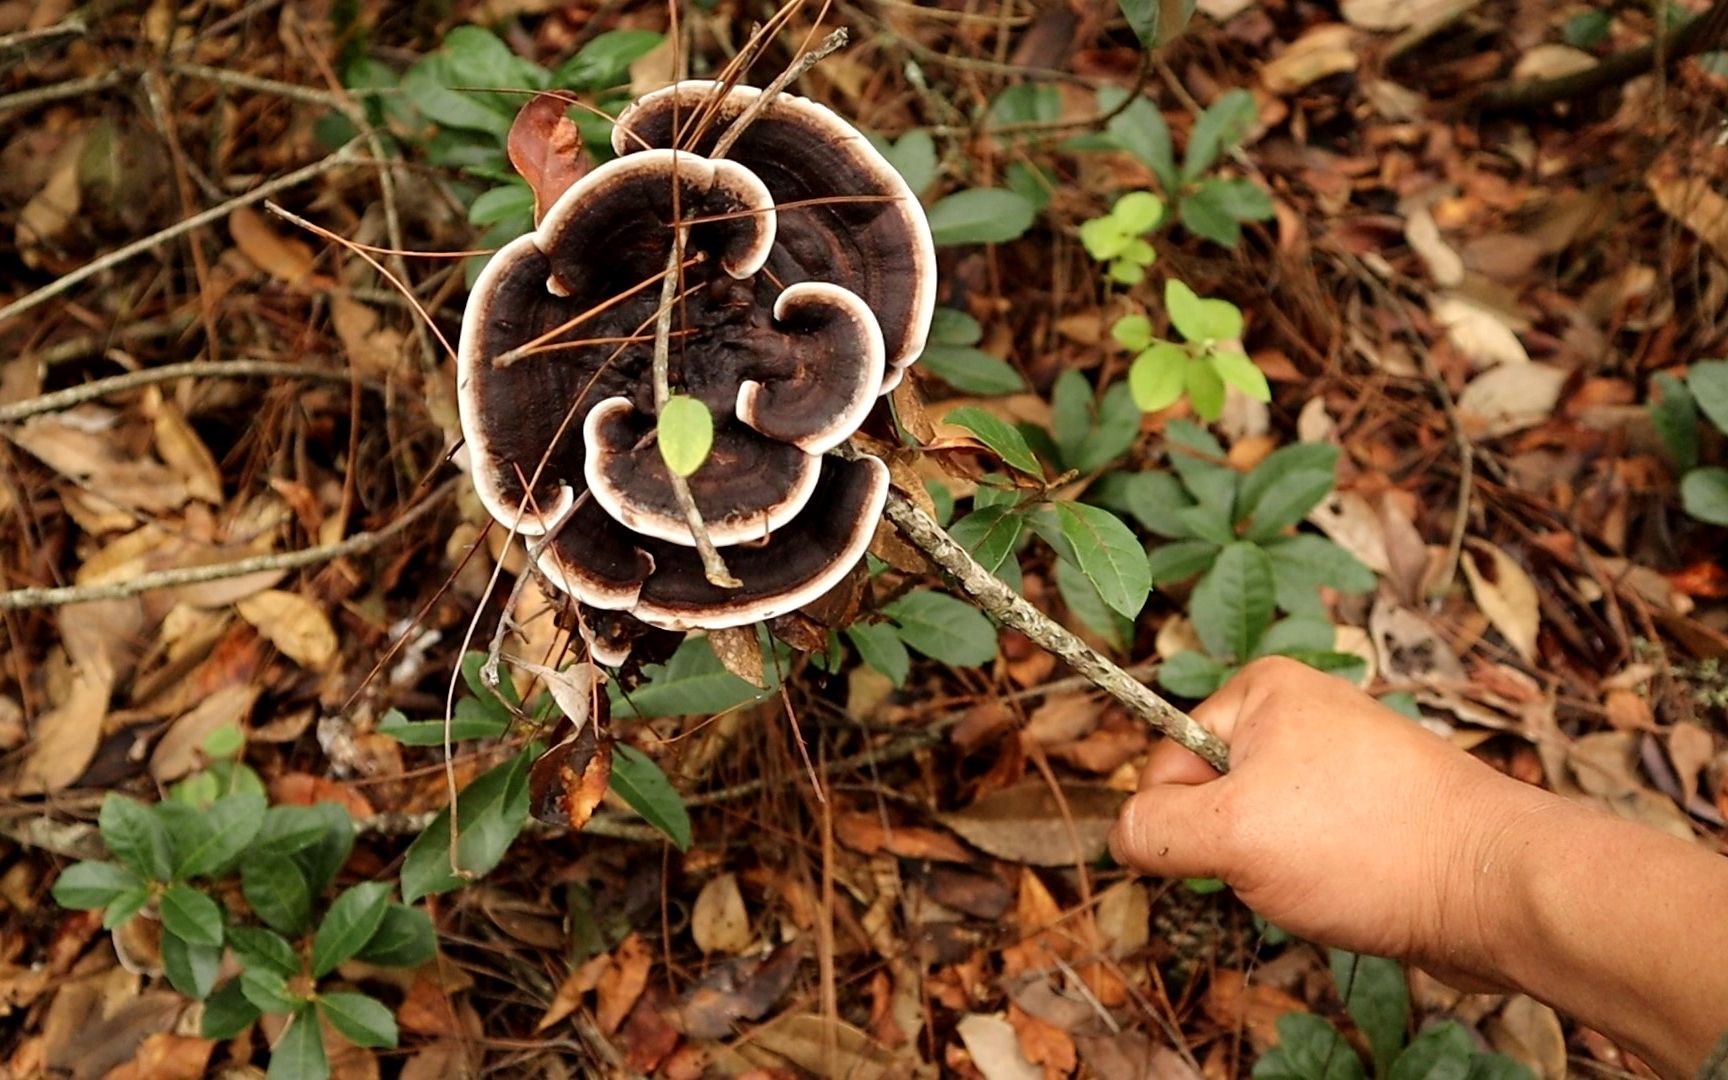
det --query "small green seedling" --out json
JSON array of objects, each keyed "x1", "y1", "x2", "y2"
[
  {"x1": 1079, "y1": 190, "x2": 1165, "y2": 285},
  {"x1": 1115, "y1": 280, "x2": 1267, "y2": 421},
  {"x1": 1650, "y1": 360, "x2": 1728, "y2": 526}
]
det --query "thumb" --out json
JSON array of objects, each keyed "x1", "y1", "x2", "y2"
[{"x1": 1109, "y1": 781, "x2": 1237, "y2": 881}]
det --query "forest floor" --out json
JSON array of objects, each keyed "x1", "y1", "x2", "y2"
[{"x1": 1, "y1": 0, "x2": 1727, "y2": 1077}]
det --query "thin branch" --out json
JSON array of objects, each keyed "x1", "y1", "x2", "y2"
[
  {"x1": 0, "y1": 71, "x2": 125, "y2": 118},
  {"x1": 0, "y1": 478, "x2": 458, "y2": 612},
  {"x1": 0, "y1": 359, "x2": 370, "y2": 424},
  {"x1": 710, "y1": 28, "x2": 850, "y2": 159},
  {"x1": 881, "y1": 491, "x2": 1230, "y2": 771},
  {"x1": 0, "y1": 139, "x2": 365, "y2": 329}
]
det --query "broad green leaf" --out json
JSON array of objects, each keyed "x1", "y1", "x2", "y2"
[
  {"x1": 1388, "y1": 1022, "x2": 1474, "y2": 1080},
  {"x1": 100, "y1": 794, "x2": 173, "y2": 881},
  {"x1": 201, "y1": 980, "x2": 262, "y2": 1040},
  {"x1": 1146, "y1": 538, "x2": 1218, "y2": 585},
  {"x1": 1057, "y1": 503, "x2": 1151, "y2": 619},
  {"x1": 918, "y1": 346, "x2": 1026, "y2": 395},
  {"x1": 988, "y1": 83, "x2": 1061, "y2": 130},
  {"x1": 1179, "y1": 187, "x2": 1241, "y2": 247},
  {"x1": 927, "y1": 188, "x2": 1037, "y2": 245},
  {"x1": 1331, "y1": 950, "x2": 1410, "y2": 1076},
  {"x1": 1209, "y1": 349, "x2": 1269, "y2": 402},
  {"x1": 51, "y1": 861, "x2": 142, "y2": 910},
  {"x1": 1100, "y1": 88, "x2": 1177, "y2": 193},
  {"x1": 400, "y1": 752, "x2": 531, "y2": 901},
  {"x1": 610, "y1": 744, "x2": 692, "y2": 850},
  {"x1": 1282, "y1": 649, "x2": 1369, "y2": 682},
  {"x1": 356, "y1": 903, "x2": 437, "y2": 968},
  {"x1": 161, "y1": 929, "x2": 221, "y2": 1001},
  {"x1": 1116, "y1": 0, "x2": 1197, "y2": 48},
  {"x1": 1563, "y1": 9, "x2": 1612, "y2": 47},
  {"x1": 845, "y1": 622, "x2": 911, "y2": 686},
  {"x1": 1070, "y1": 383, "x2": 1143, "y2": 473},
  {"x1": 611, "y1": 636, "x2": 772, "y2": 718},
  {"x1": 317, "y1": 992, "x2": 399, "y2": 1049},
  {"x1": 1051, "y1": 369, "x2": 1095, "y2": 460},
  {"x1": 173, "y1": 791, "x2": 266, "y2": 879},
  {"x1": 949, "y1": 505, "x2": 1026, "y2": 581},
  {"x1": 255, "y1": 804, "x2": 334, "y2": 857},
  {"x1": 102, "y1": 886, "x2": 150, "y2": 930},
  {"x1": 468, "y1": 182, "x2": 534, "y2": 227},
  {"x1": 1251, "y1": 1013, "x2": 1365, "y2": 1080},
  {"x1": 554, "y1": 29, "x2": 662, "y2": 89},
  {"x1": 1185, "y1": 357, "x2": 1227, "y2": 421},
  {"x1": 1006, "y1": 160, "x2": 1055, "y2": 211},
  {"x1": 928, "y1": 308, "x2": 983, "y2": 346},
  {"x1": 1681, "y1": 467, "x2": 1728, "y2": 525},
  {"x1": 377, "y1": 705, "x2": 509, "y2": 746},
  {"x1": 877, "y1": 129, "x2": 937, "y2": 195},
  {"x1": 461, "y1": 648, "x2": 521, "y2": 712},
  {"x1": 1465, "y1": 1054, "x2": 1540, "y2": 1080},
  {"x1": 657, "y1": 395, "x2": 714, "y2": 478},
  {"x1": 1112, "y1": 314, "x2": 1154, "y2": 352},
  {"x1": 1197, "y1": 176, "x2": 1274, "y2": 221},
  {"x1": 1165, "y1": 279, "x2": 1244, "y2": 343},
  {"x1": 1158, "y1": 651, "x2": 1231, "y2": 698},
  {"x1": 1054, "y1": 557, "x2": 1132, "y2": 651},
  {"x1": 971, "y1": 475, "x2": 1023, "y2": 512},
  {"x1": 292, "y1": 802, "x2": 356, "y2": 898},
  {"x1": 945, "y1": 406, "x2": 1043, "y2": 476},
  {"x1": 160, "y1": 883, "x2": 224, "y2": 947},
  {"x1": 268, "y1": 1008, "x2": 328, "y2": 1080},
  {"x1": 1175, "y1": 499, "x2": 1236, "y2": 546},
  {"x1": 402, "y1": 53, "x2": 512, "y2": 140},
  {"x1": 1079, "y1": 215, "x2": 1130, "y2": 260},
  {"x1": 1650, "y1": 372, "x2": 1699, "y2": 470},
  {"x1": 1092, "y1": 471, "x2": 1196, "y2": 538},
  {"x1": 1237, "y1": 442, "x2": 1339, "y2": 541},
  {"x1": 311, "y1": 881, "x2": 391, "y2": 977},
  {"x1": 927, "y1": 479, "x2": 956, "y2": 525},
  {"x1": 1190, "y1": 542, "x2": 1276, "y2": 662},
  {"x1": 882, "y1": 590, "x2": 999, "y2": 667},
  {"x1": 229, "y1": 925, "x2": 299, "y2": 976},
  {"x1": 1256, "y1": 617, "x2": 1337, "y2": 657},
  {"x1": 242, "y1": 854, "x2": 314, "y2": 937},
  {"x1": 1130, "y1": 342, "x2": 1188, "y2": 412},
  {"x1": 1688, "y1": 359, "x2": 1728, "y2": 434},
  {"x1": 1112, "y1": 253, "x2": 1149, "y2": 282},
  {"x1": 1263, "y1": 534, "x2": 1376, "y2": 617},
  {"x1": 1112, "y1": 190, "x2": 1164, "y2": 233},
  {"x1": 242, "y1": 966, "x2": 302, "y2": 1014},
  {"x1": 1183, "y1": 88, "x2": 1257, "y2": 182}
]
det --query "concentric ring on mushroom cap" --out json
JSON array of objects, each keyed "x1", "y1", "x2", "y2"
[
  {"x1": 735, "y1": 281, "x2": 887, "y2": 454},
  {"x1": 613, "y1": 80, "x2": 937, "y2": 392},
  {"x1": 582, "y1": 395, "x2": 822, "y2": 547}
]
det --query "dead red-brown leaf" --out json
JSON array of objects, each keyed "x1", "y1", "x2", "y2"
[
  {"x1": 1204, "y1": 970, "x2": 1307, "y2": 1050},
  {"x1": 834, "y1": 811, "x2": 975, "y2": 863},
  {"x1": 1009, "y1": 1003, "x2": 1078, "y2": 1079},
  {"x1": 597, "y1": 932, "x2": 652, "y2": 1035},
  {"x1": 507, "y1": 92, "x2": 588, "y2": 223}
]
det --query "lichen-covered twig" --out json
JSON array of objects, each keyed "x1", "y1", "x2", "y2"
[{"x1": 882, "y1": 491, "x2": 1231, "y2": 771}]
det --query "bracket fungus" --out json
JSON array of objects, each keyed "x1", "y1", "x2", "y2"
[{"x1": 457, "y1": 80, "x2": 936, "y2": 663}]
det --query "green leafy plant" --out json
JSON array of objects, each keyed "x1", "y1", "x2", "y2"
[
  {"x1": 1080, "y1": 190, "x2": 1165, "y2": 284},
  {"x1": 1650, "y1": 360, "x2": 1728, "y2": 526},
  {"x1": 914, "y1": 308, "x2": 1027, "y2": 395},
  {"x1": 51, "y1": 734, "x2": 427, "y2": 1080},
  {"x1": 1253, "y1": 950, "x2": 1535, "y2": 1080},
  {"x1": 1114, "y1": 280, "x2": 1267, "y2": 420}
]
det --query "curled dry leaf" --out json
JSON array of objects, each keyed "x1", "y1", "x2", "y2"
[
  {"x1": 690, "y1": 872, "x2": 751, "y2": 955},
  {"x1": 1405, "y1": 205, "x2": 1464, "y2": 287},
  {"x1": 1460, "y1": 540, "x2": 1541, "y2": 664},
  {"x1": 511, "y1": 660, "x2": 603, "y2": 730},
  {"x1": 597, "y1": 933, "x2": 652, "y2": 1035},
  {"x1": 834, "y1": 811, "x2": 975, "y2": 863},
  {"x1": 149, "y1": 684, "x2": 260, "y2": 783},
  {"x1": 705, "y1": 626, "x2": 767, "y2": 689},
  {"x1": 1260, "y1": 25, "x2": 1358, "y2": 95},
  {"x1": 745, "y1": 1013, "x2": 901, "y2": 1080},
  {"x1": 528, "y1": 715, "x2": 611, "y2": 831},
  {"x1": 956, "y1": 1012, "x2": 1043, "y2": 1080},
  {"x1": 236, "y1": 589, "x2": 338, "y2": 670},
  {"x1": 1308, "y1": 490, "x2": 1393, "y2": 575},
  {"x1": 146, "y1": 391, "x2": 223, "y2": 505},
  {"x1": 1432, "y1": 295, "x2": 1530, "y2": 368},
  {"x1": 507, "y1": 91, "x2": 588, "y2": 223}
]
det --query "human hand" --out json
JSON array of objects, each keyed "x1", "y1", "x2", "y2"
[{"x1": 1109, "y1": 657, "x2": 1556, "y2": 984}]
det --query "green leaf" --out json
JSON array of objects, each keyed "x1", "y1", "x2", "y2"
[
  {"x1": 242, "y1": 854, "x2": 314, "y2": 937},
  {"x1": 1054, "y1": 557, "x2": 1132, "y2": 651},
  {"x1": 1005, "y1": 160, "x2": 1055, "y2": 210},
  {"x1": 1079, "y1": 215, "x2": 1130, "y2": 260},
  {"x1": 462, "y1": 648, "x2": 521, "y2": 712},
  {"x1": 1689, "y1": 359, "x2": 1728, "y2": 434},
  {"x1": 1251, "y1": 1012, "x2": 1366, "y2": 1080},
  {"x1": 927, "y1": 188, "x2": 1037, "y2": 245},
  {"x1": 1116, "y1": 0, "x2": 1196, "y2": 48},
  {"x1": 1158, "y1": 651, "x2": 1231, "y2": 698},
  {"x1": 929, "y1": 308, "x2": 983, "y2": 346},
  {"x1": 378, "y1": 705, "x2": 510, "y2": 746},
  {"x1": 918, "y1": 346, "x2": 1026, "y2": 395},
  {"x1": 51, "y1": 861, "x2": 143, "y2": 910},
  {"x1": 1165, "y1": 279, "x2": 1243, "y2": 343},
  {"x1": 1330, "y1": 949, "x2": 1410, "y2": 1075},
  {"x1": 1238, "y1": 442, "x2": 1339, "y2": 541},
  {"x1": 1681, "y1": 467, "x2": 1728, "y2": 525},
  {"x1": 845, "y1": 623, "x2": 911, "y2": 686},
  {"x1": 1650, "y1": 372, "x2": 1700, "y2": 470},
  {"x1": 1183, "y1": 88, "x2": 1257, "y2": 183},
  {"x1": 949, "y1": 505, "x2": 1026, "y2": 581},
  {"x1": 1209, "y1": 350, "x2": 1269, "y2": 402},
  {"x1": 201, "y1": 980, "x2": 262, "y2": 1040},
  {"x1": 1100, "y1": 88, "x2": 1177, "y2": 193},
  {"x1": 610, "y1": 744, "x2": 692, "y2": 850},
  {"x1": 988, "y1": 83, "x2": 1061, "y2": 129},
  {"x1": 878, "y1": 130, "x2": 937, "y2": 195},
  {"x1": 242, "y1": 966, "x2": 303, "y2": 1015},
  {"x1": 1256, "y1": 617, "x2": 1337, "y2": 657},
  {"x1": 311, "y1": 880, "x2": 391, "y2": 977},
  {"x1": 1093, "y1": 471, "x2": 1196, "y2": 538},
  {"x1": 292, "y1": 803, "x2": 356, "y2": 898},
  {"x1": 400, "y1": 750, "x2": 532, "y2": 901},
  {"x1": 356, "y1": 903, "x2": 437, "y2": 968},
  {"x1": 1563, "y1": 9, "x2": 1612, "y2": 47},
  {"x1": 1146, "y1": 538, "x2": 1219, "y2": 585},
  {"x1": 317, "y1": 992, "x2": 399, "y2": 1049},
  {"x1": 173, "y1": 791, "x2": 266, "y2": 879},
  {"x1": 1388, "y1": 1022, "x2": 1475, "y2": 1080},
  {"x1": 203, "y1": 722, "x2": 244, "y2": 759},
  {"x1": 554, "y1": 29, "x2": 662, "y2": 90},
  {"x1": 1197, "y1": 176, "x2": 1274, "y2": 221},
  {"x1": 1057, "y1": 503, "x2": 1151, "y2": 619},
  {"x1": 1263, "y1": 534, "x2": 1377, "y2": 616},
  {"x1": 657, "y1": 395, "x2": 715, "y2": 477},
  {"x1": 160, "y1": 883, "x2": 224, "y2": 947},
  {"x1": 102, "y1": 886, "x2": 151, "y2": 929},
  {"x1": 468, "y1": 182, "x2": 534, "y2": 227},
  {"x1": 1112, "y1": 190, "x2": 1165, "y2": 234},
  {"x1": 1190, "y1": 542, "x2": 1276, "y2": 662},
  {"x1": 228, "y1": 925, "x2": 299, "y2": 977},
  {"x1": 610, "y1": 636, "x2": 773, "y2": 718},
  {"x1": 1051, "y1": 369, "x2": 1095, "y2": 460},
  {"x1": 1070, "y1": 384, "x2": 1143, "y2": 473},
  {"x1": 161, "y1": 929, "x2": 222, "y2": 1001},
  {"x1": 1112, "y1": 314, "x2": 1154, "y2": 352},
  {"x1": 1465, "y1": 1053, "x2": 1540, "y2": 1080},
  {"x1": 945, "y1": 406, "x2": 1043, "y2": 476},
  {"x1": 1179, "y1": 189, "x2": 1241, "y2": 247},
  {"x1": 1185, "y1": 357, "x2": 1227, "y2": 421},
  {"x1": 1130, "y1": 342, "x2": 1188, "y2": 412},
  {"x1": 882, "y1": 590, "x2": 999, "y2": 667},
  {"x1": 402, "y1": 53, "x2": 512, "y2": 140},
  {"x1": 268, "y1": 1008, "x2": 328, "y2": 1080}
]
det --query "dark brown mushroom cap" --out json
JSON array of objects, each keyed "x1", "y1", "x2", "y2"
[
  {"x1": 613, "y1": 80, "x2": 937, "y2": 392},
  {"x1": 735, "y1": 282, "x2": 886, "y2": 453},
  {"x1": 538, "y1": 455, "x2": 888, "y2": 631}
]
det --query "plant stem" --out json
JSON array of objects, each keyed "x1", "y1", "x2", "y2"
[{"x1": 881, "y1": 491, "x2": 1231, "y2": 771}]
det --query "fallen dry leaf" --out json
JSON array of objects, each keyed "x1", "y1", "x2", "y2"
[
  {"x1": 937, "y1": 783, "x2": 1125, "y2": 867},
  {"x1": 834, "y1": 811, "x2": 975, "y2": 863},
  {"x1": 1486, "y1": 995, "x2": 1567, "y2": 1080},
  {"x1": 691, "y1": 872, "x2": 751, "y2": 955},
  {"x1": 1260, "y1": 25, "x2": 1357, "y2": 95},
  {"x1": 1432, "y1": 295, "x2": 1530, "y2": 368},
  {"x1": 745, "y1": 1012, "x2": 902, "y2": 1080},
  {"x1": 1647, "y1": 172, "x2": 1728, "y2": 265},
  {"x1": 1406, "y1": 206, "x2": 1464, "y2": 287},
  {"x1": 148, "y1": 684, "x2": 259, "y2": 783},
  {"x1": 597, "y1": 932, "x2": 652, "y2": 1034},
  {"x1": 236, "y1": 589, "x2": 337, "y2": 670},
  {"x1": 229, "y1": 206, "x2": 317, "y2": 287},
  {"x1": 1456, "y1": 363, "x2": 1569, "y2": 438},
  {"x1": 957, "y1": 1012, "x2": 1043, "y2": 1080},
  {"x1": 146, "y1": 392, "x2": 223, "y2": 505},
  {"x1": 1340, "y1": 0, "x2": 1462, "y2": 30},
  {"x1": 1460, "y1": 540, "x2": 1541, "y2": 664}
]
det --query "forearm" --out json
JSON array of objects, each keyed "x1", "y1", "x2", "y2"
[{"x1": 1483, "y1": 793, "x2": 1728, "y2": 1077}]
